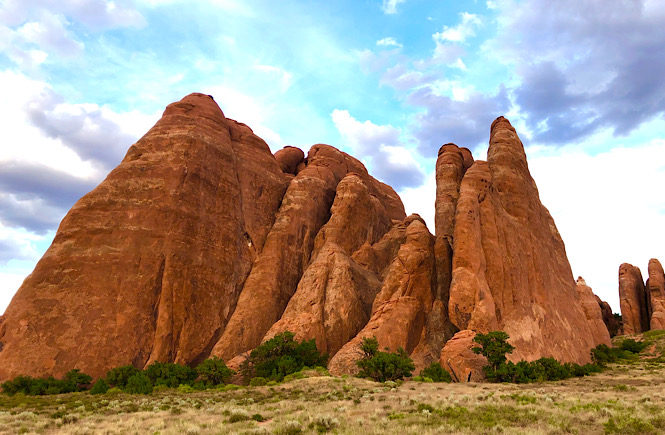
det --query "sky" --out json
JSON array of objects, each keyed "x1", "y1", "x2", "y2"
[{"x1": 0, "y1": 0, "x2": 664, "y2": 314}]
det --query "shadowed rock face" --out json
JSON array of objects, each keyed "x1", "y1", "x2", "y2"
[
  {"x1": 619, "y1": 263, "x2": 650, "y2": 334},
  {"x1": 594, "y1": 294, "x2": 621, "y2": 337},
  {"x1": 0, "y1": 96, "x2": 613, "y2": 380},
  {"x1": 648, "y1": 259, "x2": 665, "y2": 330}
]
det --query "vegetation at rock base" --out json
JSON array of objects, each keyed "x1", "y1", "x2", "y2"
[
  {"x1": 240, "y1": 331, "x2": 328, "y2": 382},
  {"x1": 195, "y1": 356, "x2": 235, "y2": 387},
  {"x1": 473, "y1": 331, "x2": 604, "y2": 383},
  {"x1": 416, "y1": 362, "x2": 452, "y2": 383},
  {"x1": 356, "y1": 337, "x2": 415, "y2": 382}
]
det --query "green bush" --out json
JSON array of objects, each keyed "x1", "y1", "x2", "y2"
[
  {"x1": 64, "y1": 369, "x2": 92, "y2": 390},
  {"x1": 419, "y1": 362, "x2": 452, "y2": 382},
  {"x1": 105, "y1": 365, "x2": 140, "y2": 389},
  {"x1": 356, "y1": 337, "x2": 415, "y2": 382},
  {"x1": 619, "y1": 338, "x2": 648, "y2": 354},
  {"x1": 90, "y1": 379, "x2": 109, "y2": 395},
  {"x1": 1, "y1": 369, "x2": 93, "y2": 396},
  {"x1": 196, "y1": 357, "x2": 234, "y2": 386},
  {"x1": 590, "y1": 343, "x2": 637, "y2": 366},
  {"x1": 475, "y1": 331, "x2": 601, "y2": 383},
  {"x1": 242, "y1": 331, "x2": 328, "y2": 382},
  {"x1": 144, "y1": 361, "x2": 197, "y2": 388},
  {"x1": 249, "y1": 377, "x2": 267, "y2": 386},
  {"x1": 124, "y1": 372, "x2": 153, "y2": 394}
]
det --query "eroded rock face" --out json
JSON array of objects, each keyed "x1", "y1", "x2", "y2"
[
  {"x1": 619, "y1": 263, "x2": 649, "y2": 334},
  {"x1": 575, "y1": 277, "x2": 611, "y2": 345},
  {"x1": 648, "y1": 259, "x2": 665, "y2": 330},
  {"x1": 447, "y1": 117, "x2": 608, "y2": 364},
  {"x1": 0, "y1": 97, "x2": 616, "y2": 381},
  {"x1": 328, "y1": 216, "x2": 435, "y2": 375},
  {"x1": 0, "y1": 93, "x2": 289, "y2": 379},
  {"x1": 210, "y1": 146, "x2": 405, "y2": 362},
  {"x1": 594, "y1": 295, "x2": 620, "y2": 338}
]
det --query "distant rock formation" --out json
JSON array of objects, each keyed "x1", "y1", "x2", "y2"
[
  {"x1": 619, "y1": 263, "x2": 650, "y2": 334},
  {"x1": 0, "y1": 94, "x2": 612, "y2": 381},
  {"x1": 594, "y1": 294, "x2": 621, "y2": 337},
  {"x1": 647, "y1": 259, "x2": 665, "y2": 330}
]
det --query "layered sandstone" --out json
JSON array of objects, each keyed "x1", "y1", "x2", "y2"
[
  {"x1": 647, "y1": 259, "x2": 665, "y2": 330},
  {"x1": 447, "y1": 117, "x2": 609, "y2": 363},
  {"x1": 619, "y1": 263, "x2": 650, "y2": 334}
]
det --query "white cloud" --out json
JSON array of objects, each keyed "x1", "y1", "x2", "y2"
[
  {"x1": 376, "y1": 37, "x2": 402, "y2": 48},
  {"x1": 527, "y1": 136, "x2": 665, "y2": 312},
  {"x1": 331, "y1": 109, "x2": 425, "y2": 188},
  {"x1": 204, "y1": 85, "x2": 285, "y2": 151},
  {"x1": 433, "y1": 12, "x2": 481, "y2": 43},
  {"x1": 381, "y1": 0, "x2": 406, "y2": 14},
  {"x1": 254, "y1": 64, "x2": 293, "y2": 93},
  {"x1": 397, "y1": 172, "x2": 435, "y2": 232}
]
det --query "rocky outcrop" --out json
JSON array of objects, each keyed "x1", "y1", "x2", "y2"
[
  {"x1": 594, "y1": 295, "x2": 620, "y2": 337},
  {"x1": 274, "y1": 146, "x2": 305, "y2": 175},
  {"x1": 446, "y1": 117, "x2": 608, "y2": 364},
  {"x1": 328, "y1": 216, "x2": 435, "y2": 374},
  {"x1": 619, "y1": 263, "x2": 650, "y2": 334},
  {"x1": 0, "y1": 94, "x2": 289, "y2": 379},
  {"x1": 647, "y1": 259, "x2": 665, "y2": 330},
  {"x1": 0, "y1": 95, "x2": 615, "y2": 381},
  {"x1": 575, "y1": 277, "x2": 611, "y2": 343}
]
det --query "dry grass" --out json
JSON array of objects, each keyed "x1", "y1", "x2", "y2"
[{"x1": 2, "y1": 343, "x2": 665, "y2": 434}]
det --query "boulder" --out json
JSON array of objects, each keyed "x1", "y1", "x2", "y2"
[
  {"x1": 439, "y1": 330, "x2": 487, "y2": 382},
  {"x1": 274, "y1": 146, "x2": 305, "y2": 175},
  {"x1": 619, "y1": 263, "x2": 649, "y2": 334}
]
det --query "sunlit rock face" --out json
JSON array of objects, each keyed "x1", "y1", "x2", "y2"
[{"x1": 0, "y1": 95, "x2": 611, "y2": 380}]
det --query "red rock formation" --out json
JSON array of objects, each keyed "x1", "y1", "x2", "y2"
[
  {"x1": 575, "y1": 277, "x2": 611, "y2": 344},
  {"x1": 328, "y1": 216, "x2": 435, "y2": 375},
  {"x1": 594, "y1": 295, "x2": 620, "y2": 337},
  {"x1": 0, "y1": 95, "x2": 616, "y2": 381},
  {"x1": 439, "y1": 330, "x2": 487, "y2": 382},
  {"x1": 274, "y1": 146, "x2": 305, "y2": 175},
  {"x1": 210, "y1": 145, "x2": 405, "y2": 362},
  {"x1": 0, "y1": 94, "x2": 289, "y2": 379},
  {"x1": 447, "y1": 117, "x2": 608, "y2": 364},
  {"x1": 619, "y1": 263, "x2": 649, "y2": 334},
  {"x1": 647, "y1": 259, "x2": 665, "y2": 330}
]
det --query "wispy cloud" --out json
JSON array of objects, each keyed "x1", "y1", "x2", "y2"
[
  {"x1": 376, "y1": 37, "x2": 402, "y2": 48},
  {"x1": 381, "y1": 0, "x2": 406, "y2": 15}
]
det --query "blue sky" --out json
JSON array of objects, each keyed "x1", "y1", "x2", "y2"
[{"x1": 1, "y1": 0, "x2": 664, "y2": 313}]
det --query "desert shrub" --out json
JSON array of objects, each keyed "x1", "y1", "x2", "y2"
[
  {"x1": 243, "y1": 331, "x2": 328, "y2": 382},
  {"x1": 475, "y1": 331, "x2": 601, "y2": 383},
  {"x1": 90, "y1": 378, "x2": 109, "y2": 395},
  {"x1": 356, "y1": 337, "x2": 415, "y2": 382},
  {"x1": 1, "y1": 370, "x2": 93, "y2": 396},
  {"x1": 619, "y1": 338, "x2": 648, "y2": 353},
  {"x1": 590, "y1": 343, "x2": 637, "y2": 366},
  {"x1": 144, "y1": 361, "x2": 197, "y2": 388},
  {"x1": 105, "y1": 365, "x2": 140, "y2": 389},
  {"x1": 196, "y1": 357, "x2": 234, "y2": 386},
  {"x1": 419, "y1": 362, "x2": 452, "y2": 382},
  {"x1": 249, "y1": 376, "x2": 267, "y2": 386},
  {"x1": 64, "y1": 369, "x2": 92, "y2": 390},
  {"x1": 124, "y1": 372, "x2": 153, "y2": 394}
]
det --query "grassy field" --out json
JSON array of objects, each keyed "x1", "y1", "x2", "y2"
[{"x1": 2, "y1": 331, "x2": 665, "y2": 434}]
